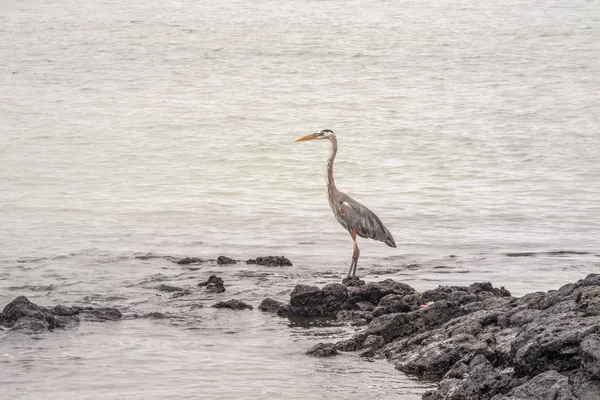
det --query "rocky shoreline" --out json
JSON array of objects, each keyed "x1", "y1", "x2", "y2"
[
  {"x1": 2, "y1": 256, "x2": 599, "y2": 400},
  {"x1": 260, "y1": 274, "x2": 600, "y2": 400}
]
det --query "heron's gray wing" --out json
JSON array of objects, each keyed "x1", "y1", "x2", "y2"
[{"x1": 339, "y1": 196, "x2": 396, "y2": 248}]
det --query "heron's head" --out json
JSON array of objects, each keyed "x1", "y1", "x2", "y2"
[{"x1": 294, "y1": 129, "x2": 335, "y2": 142}]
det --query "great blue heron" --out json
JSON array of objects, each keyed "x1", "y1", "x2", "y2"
[{"x1": 295, "y1": 129, "x2": 396, "y2": 278}]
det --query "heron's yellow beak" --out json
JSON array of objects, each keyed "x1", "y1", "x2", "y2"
[{"x1": 294, "y1": 133, "x2": 319, "y2": 142}]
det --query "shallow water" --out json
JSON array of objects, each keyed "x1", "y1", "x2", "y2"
[{"x1": 1, "y1": 0, "x2": 599, "y2": 398}]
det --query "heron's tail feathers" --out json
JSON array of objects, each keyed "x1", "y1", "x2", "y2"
[{"x1": 385, "y1": 234, "x2": 397, "y2": 248}]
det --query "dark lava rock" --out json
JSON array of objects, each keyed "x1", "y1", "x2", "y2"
[
  {"x1": 156, "y1": 284, "x2": 186, "y2": 293},
  {"x1": 348, "y1": 279, "x2": 416, "y2": 305},
  {"x1": 373, "y1": 293, "x2": 421, "y2": 317},
  {"x1": 176, "y1": 257, "x2": 204, "y2": 265},
  {"x1": 217, "y1": 256, "x2": 236, "y2": 265},
  {"x1": 258, "y1": 298, "x2": 286, "y2": 313},
  {"x1": 140, "y1": 312, "x2": 169, "y2": 319},
  {"x1": 212, "y1": 299, "x2": 253, "y2": 311},
  {"x1": 80, "y1": 307, "x2": 123, "y2": 322},
  {"x1": 51, "y1": 305, "x2": 82, "y2": 316},
  {"x1": 490, "y1": 370, "x2": 574, "y2": 400},
  {"x1": 1, "y1": 296, "x2": 60, "y2": 331},
  {"x1": 198, "y1": 275, "x2": 225, "y2": 293},
  {"x1": 270, "y1": 274, "x2": 600, "y2": 400},
  {"x1": 580, "y1": 333, "x2": 600, "y2": 378},
  {"x1": 342, "y1": 276, "x2": 366, "y2": 286},
  {"x1": 246, "y1": 256, "x2": 292, "y2": 267},
  {"x1": 1, "y1": 296, "x2": 122, "y2": 332},
  {"x1": 278, "y1": 283, "x2": 350, "y2": 317},
  {"x1": 307, "y1": 342, "x2": 338, "y2": 357}
]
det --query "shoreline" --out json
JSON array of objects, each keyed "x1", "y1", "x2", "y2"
[{"x1": 2, "y1": 255, "x2": 599, "y2": 399}]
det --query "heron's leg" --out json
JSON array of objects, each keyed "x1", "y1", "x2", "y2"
[
  {"x1": 352, "y1": 240, "x2": 360, "y2": 278},
  {"x1": 348, "y1": 229, "x2": 359, "y2": 278},
  {"x1": 346, "y1": 229, "x2": 357, "y2": 277}
]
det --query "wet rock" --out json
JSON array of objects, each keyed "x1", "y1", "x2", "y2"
[
  {"x1": 176, "y1": 257, "x2": 204, "y2": 265},
  {"x1": 51, "y1": 305, "x2": 82, "y2": 316},
  {"x1": 141, "y1": 312, "x2": 169, "y2": 319},
  {"x1": 198, "y1": 275, "x2": 225, "y2": 293},
  {"x1": 80, "y1": 307, "x2": 123, "y2": 322},
  {"x1": 490, "y1": 370, "x2": 574, "y2": 400},
  {"x1": 170, "y1": 290, "x2": 192, "y2": 298},
  {"x1": 424, "y1": 356, "x2": 512, "y2": 400},
  {"x1": 373, "y1": 293, "x2": 420, "y2": 316},
  {"x1": 366, "y1": 300, "x2": 465, "y2": 343},
  {"x1": 156, "y1": 284, "x2": 186, "y2": 293},
  {"x1": 212, "y1": 299, "x2": 253, "y2": 311},
  {"x1": 349, "y1": 279, "x2": 415, "y2": 304},
  {"x1": 1, "y1": 297, "x2": 122, "y2": 332},
  {"x1": 277, "y1": 275, "x2": 600, "y2": 399},
  {"x1": 1, "y1": 296, "x2": 60, "y2": 332},
  {"x1": 246, "y1": 256, "x2": 292, "y2": 267},
  {"x1": 278, "y1": 283, "x2": 349, "y2": 317},
  {"x1": 258, "y1": 298, "x2": 286, "y2": 313},
  {"x1": 363, "y1": 334, "x2": 385, "y2": 350},
  {"x1": 336, "y1": 310, "x2": 373, "y2": 326},
  {"x1": 306, "y1": 343, "x2": 338, "y2": 357},
  {"x1": 469, "y1": 281, "x2": 511, "y2": 297},
  {"x1": 217, "y1": 256, "x2": 236, "y2": 265},
  {"x1": 342, "y1": 276, "x2": 366, "y2": 286}
]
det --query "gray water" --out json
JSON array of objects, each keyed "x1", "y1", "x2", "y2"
[{"x1": 1, "y1": 0, "x2": 599, "y2": 398}]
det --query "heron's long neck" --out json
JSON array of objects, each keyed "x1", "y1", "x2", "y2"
[{"x1": 326, "y1": 135, "x2": 338, "y2": 195}]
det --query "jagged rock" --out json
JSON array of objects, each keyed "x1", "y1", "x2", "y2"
[
  {"x1": 246, "y1": 256, "x2": 292, "y2": 267},
  {"x1": 307, "y1": 343, "x2": 338, "y2": 357},
  {"x1": 349, "y1": 279, "x2": 415, "y2": 304},
  {"x1": 217, "y1": 256, "x2": 236, "y2": 265},
  {"x1": 373, "y1": 293, "x2": 420, "y2": 317},
  {"x1": 51, "y1": 305, "x2": 82, "y2": 316},
  {"x1": 156, "y1": 284, "x2": 186, "y2": 293},
  {"x1": 170, "y1": 290, "x2": 192, "y2": 298},
  {"x1": 336, "y1": 310, "x2": 373, "y2": 326},
  {"x1": 258, "y1": 298, "x2": 286, "y2": 313},
  {"x1": 212, "y1": 299, "x2": 253, "y2": 311},
  {"x1": 140, "y1": 312, "x2": 169, "y2": 319},
  {"x1": 1, "y1": 296, "x2": 122, "y2": 332},
  {"x1": 490, "y1": 370, "x2": 575, "y2": 400},
  {"x1": 1, "y1": 296, "x2": 60, "y2": 331},
  {"x1": 580, "y1": 333, "x2": 600, "y2": 378},
  {"x1": 198, "y1": 275, "x2": 225, "y2": 293},
  {"x1": 342, "y1": 276, "x2": 366, "y2": 286},
  {"x1": 268, "y1": 274, "x2": 600, "y2": 400},
  {"x1": 176, "y1": 257, "x2": 204, "y2": 265},
  {"x1": 278, "y1": 283, "x2": 349, "y2": 317},
  {"x1": 80, "y1": 307, "x2": 123, "y2": 322},
  {"x1": 366, "y1": 300, "x2": 465, "y2": 343}
]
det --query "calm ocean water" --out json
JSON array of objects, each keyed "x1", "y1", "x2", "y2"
[{"x1": 1, "y1": 0, "x2": 599, "y2": 398}]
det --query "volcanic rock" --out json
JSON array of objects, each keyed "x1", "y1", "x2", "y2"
[
  {"x1": 307, "y1": 342, "x2": 338, "y2": 357},
  {"x1": 176, "y1": 257, "x2": 204, "y2": 265},
  {"x1": 1, "y1": 296, "x2": 61, "y2": 331},
  {"x1": 258, "y1": 298, "x2": 286, "y2": 313},
  {"x1": 198, "y1": 275, "x2": 225, "y2": 293},
  {"x1": 212, "y1": 299, "x2": 253, "y2": 311},
  {"x1": 217, "y1": 256, "x2": 236, "y2": 265},
  {"x1": 1, "y1": 296, "x2": 122, "y2": 332},
  {"x1": 268, "y1": 274, "x2": 600, "y2": 400},
  {"x1": 246, "y1": 256, "x2": 293, "y2": 267}
]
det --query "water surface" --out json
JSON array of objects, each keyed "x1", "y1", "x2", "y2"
[{"x1": 1, "y1": 0, "x2": 599, "y2": 398}]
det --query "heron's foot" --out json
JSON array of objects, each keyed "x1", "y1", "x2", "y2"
[{"x1": 342, "y1": 276, "x2": 365, "y2": 287}]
